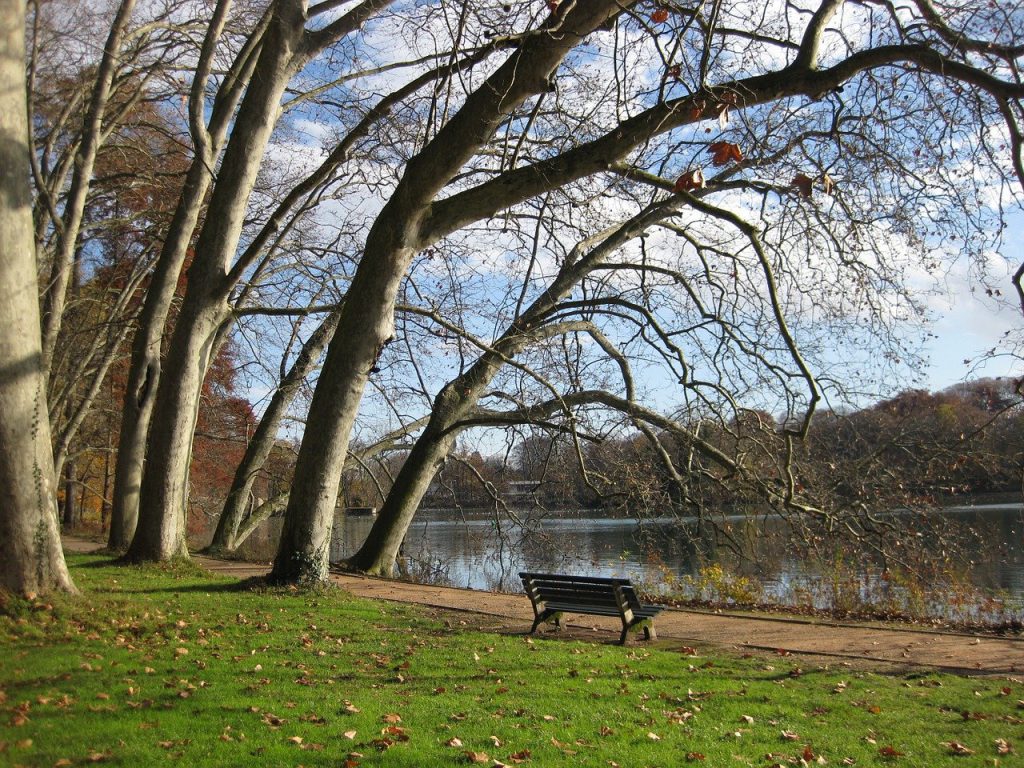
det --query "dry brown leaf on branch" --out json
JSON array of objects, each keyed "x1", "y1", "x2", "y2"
[
  {"x1": 673, "y1": 169, "x2": 705, "y2": 193},
  {"x1": 708, "y1": 141, "x2": 742, "y2": 166},
  {"x1": 791, "y1": 174, "x2": 814, "y2": 197}
]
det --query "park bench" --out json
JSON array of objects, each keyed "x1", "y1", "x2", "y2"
[{"x1": 519, "y1": 571, "x2": 663, "y2": 645}]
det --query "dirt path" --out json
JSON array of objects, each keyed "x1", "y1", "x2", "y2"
[{"x1": 63, "y1": 537, "x2": 1024, "y2": 676}]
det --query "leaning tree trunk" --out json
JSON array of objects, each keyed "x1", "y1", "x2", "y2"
[
  {"x1": 344, "y1": 203, "x2": 664, "y2": 574},
  {"x1": 108, "y1": 0, "x2": 267, "y2": 550},
  {"x1": 0, "y1": 0, "x2": 75, "y2": 594},
  {"x1": 207, "y1": 312, "x2": 340, "y2": 553},
  {"x1": 270, "y1": 237, "x2": 413, "y2": 584},
  {"x1": 346, "y1": 391, "x2": 462, "y2": 575},
  {"x1": 269, "y1": 0, "x2": 628, "y2": 586}
]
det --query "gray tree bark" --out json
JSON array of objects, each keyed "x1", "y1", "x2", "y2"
[{"x1": 0, "y1": 0, "x2": 75, "y2": 594}]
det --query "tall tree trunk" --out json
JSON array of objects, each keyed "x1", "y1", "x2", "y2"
[
  {"x1": 108, "y1": 162, "x2": 218, "y2": 550},
  {"x1": 208, "y1": 312, "x2": 340, "y2": 553},
  {"x1": 270, "y1": 0, "x2": 629, "y2": 585},
  {"x1": 108, "y1": 0, "x2": 267, "y2": 550},
  {"x1": 125, "y1": 302, "x2": 224, "y2": 561},
  {"x1": 0, "y1": 0, "x2": 75, "y2": 594},
  {"x1": 126, "y1": 0, "x2": 305, "y2": 562}
]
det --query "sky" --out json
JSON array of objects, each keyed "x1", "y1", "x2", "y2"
[
  {"x1": 924, "y1": 282, "x2": 1021, "y2": 392},
  {"x1": 917, "y1": 216, "x2": 1022, "y2": 393}
]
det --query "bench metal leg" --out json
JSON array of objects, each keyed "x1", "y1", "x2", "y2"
[
  {"x1": 530, "y1": 609, "x2": 562, "y2": 634},
  {"x1": 620, "y1": 620, "x2": 656, "y2": 645}
]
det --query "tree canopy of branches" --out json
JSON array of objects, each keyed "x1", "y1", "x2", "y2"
[{"x1": 4, "y1": 0, "x2": 1024, "y2": 593}]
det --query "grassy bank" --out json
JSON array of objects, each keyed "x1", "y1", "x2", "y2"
[{"x1": 1, "y1": 555, "x2": 1021, "y2": 766}]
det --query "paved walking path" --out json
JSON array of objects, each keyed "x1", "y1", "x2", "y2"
[{"x1": 64, "y1": 537, "x2": 1024, "y2": 676}]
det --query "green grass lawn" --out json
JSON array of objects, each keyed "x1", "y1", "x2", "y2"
[{"x1": 1, "y1": 554, "x2": 1021, "y2": 767}]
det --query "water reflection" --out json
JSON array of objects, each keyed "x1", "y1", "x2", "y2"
[{"x1": 236, "y1": 504, "x2": 1024, "y2": 621}]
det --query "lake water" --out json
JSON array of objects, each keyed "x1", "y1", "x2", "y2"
[
  {"x1": 238, "y1": 503, "x2": 1024, "y2": 622},
  {"x1": 329, "y1": 505, "x2": 1024, "y2": 626}
]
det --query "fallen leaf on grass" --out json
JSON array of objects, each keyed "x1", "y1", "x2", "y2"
[
  {"x1": 941, "y1": 741, "x2": 974, "y2": 756},
  {"x1": 686, "y1": 752, "x2": 706, "y2": 761},
  {"x1": 781, "y1": 730, "x2": 800, "y2": 741},
  {"x1": 878, "y1": 745, "x2": 904, "y2": 758},
  {"x1": 343, "y1": 730, "x2": 357, "y2": 740},
  {"x1": 507, "y1": 748, "x2": 531, "y2": 763},
  {"x1": 156, "y1": 740, "x2": 188, "y2": 749},
  {"x1": 445, "y1": 737, "x2": 464, "y2": 748},
  {"x1": 465, "y1": 750, "x2": 489, "y2": 763},
  {"x1": 646, "y1": 732, "x2": 661, "y2": 741},
  {"x1": 995, "y1": 738, "x2": 1013, "y2": 755},
  {"x1": 381, "y1": 713, "x2": 402, "y2": 724}
]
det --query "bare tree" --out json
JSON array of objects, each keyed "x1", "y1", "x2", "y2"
[{"x1": 270, "y1": 0, "x2": 1024, "y2": 584}]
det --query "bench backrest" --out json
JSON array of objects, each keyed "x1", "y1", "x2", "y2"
[{"x1": 519, "y1": 571, "x2": 643, "y2": 613}]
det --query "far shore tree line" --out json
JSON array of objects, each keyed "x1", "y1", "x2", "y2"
[
  {"x1": 57, "y1": 375, "x2": 1024, "y2": 536},
  {"x1": 2, "y1": 0, "x2": 1023, "y2": 596}
]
